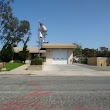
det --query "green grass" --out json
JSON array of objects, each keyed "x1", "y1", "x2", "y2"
[{"x1": 1, "y1": 62, "x2": 24, "y2": 71}]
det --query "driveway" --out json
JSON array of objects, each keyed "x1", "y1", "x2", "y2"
[
  {"x1": 41, "y1": 64, "x2": 110, "y2": 76},
  {"x1": 43, "y1": 64, "x2": 95, "y2": 71}
]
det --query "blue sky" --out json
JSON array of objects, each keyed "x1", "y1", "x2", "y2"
[{"x1": 9, "y1": 0, "x2": 110, "y2": 48}]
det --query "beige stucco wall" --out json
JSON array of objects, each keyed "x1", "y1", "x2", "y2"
[
  {"x1": 41, "y1": 53, "x2": 46, "y2": 57},
  {"x1": 97, "y1": 57, "x2": 107, "y2": 66},
  {"x1": 88, "y1": 57, "x2": 97, "y2": 65},
  {"x1": 67, "y1": 49, "x2": 73, "y2": 64},
  {"x1": 45, "y1": 49, "x2": 52, "y2": 64},
  {"x1": 88, "y1": 57, "x2": 107, "y2": 66},
  {"x1": 41, "y1": 53, "x2": 46, "y2": 65}
]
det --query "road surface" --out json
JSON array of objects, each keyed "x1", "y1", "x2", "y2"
[{"x1": 0, "y1": 75, "x2": 110, "y2": 110}]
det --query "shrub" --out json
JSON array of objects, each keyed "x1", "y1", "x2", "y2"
[
  {"x1": 31, "y1": 58, "x2": 43, "y2": 65},
  {"x1": 40, "y1": 56, "x2": 46, "y2": 62},
  {"x1": 18, "y1": 50, "x2": 29, "y2": 63},
  {"x1": 81, "y1": 57, "x2": 88, "y2": 64}
]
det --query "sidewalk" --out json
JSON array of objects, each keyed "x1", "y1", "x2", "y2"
[{"x1": 7, "y1": 64, "x2": 32, "y2": 74}]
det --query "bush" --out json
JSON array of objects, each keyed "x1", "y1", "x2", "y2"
[
  {"x1": 18, "y1": 50, "x2": 29, "y2": 63},
  {"x1": 40, "y1": 56, "x2": 46, "y2": 62},
  {"x1": 31, "y1": 58, "x2": 43, "y2": 65},
  {"x1": 81, "y1": 57, "x2": 88, "y2": 64}
]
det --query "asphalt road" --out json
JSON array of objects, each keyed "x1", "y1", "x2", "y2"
[{"x1": 0, "y1": 75, "x2": 110, "y2": 110}]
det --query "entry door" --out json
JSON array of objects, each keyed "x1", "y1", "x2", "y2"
[{"x1": 52, "y1": 49, "x2": 67, "y2": 64}]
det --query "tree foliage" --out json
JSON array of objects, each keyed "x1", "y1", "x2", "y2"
[
  {"x1": 73, "y1": 43, "x2": 110, "y2": 58},
  {"x1": 18, "y1": 21, "x2": 31, "y2": 63},
  {"x1": 0, "y1": 0, "x2": 31, "y2": 46},
  {"x1": 18, "y1": 34, "x2": 31, "y2": 63},
  {"x1": 0, "y1": 0, "x2": 14, "y2": 33},
  {"x1": 0, "y1": 0, "x2": 31, "y2": 62},
  {"x1": 0, "y1": 19, "x2": 31, "y2": 62},
  {"x1": 1, "y1": 17, "x2": 31, "y2": 45},
  {"x1": 73, "y1": 43, "x2": 82, "y2": 57},
  {"x1": 82, "y1": 47, "x2": 110, "y2": 57},
  {"x1": 96, "y1": 47, "x2": 110, "y2": 57},
  {"x1": 1, "y1": 17, "x2": 18, "y2": 44},
  {"x1": 82, "y1": 48, "x2": 96, "y2": 57},
  {"x1": 0, "y1": 43, "x2": 14, "y2": 62}
]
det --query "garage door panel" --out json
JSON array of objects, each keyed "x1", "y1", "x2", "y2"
[
  {"x1": 52, "y1": 59, "x2": 67, "y2": 64},
  {"x1": 52, "y1": 49, "x2": 67, "y2": 64}
]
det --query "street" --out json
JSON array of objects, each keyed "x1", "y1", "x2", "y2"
[{"x1": 0, "y1": 75, "x2": 110, "y2": 110}]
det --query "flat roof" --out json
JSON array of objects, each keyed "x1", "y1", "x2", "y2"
[
  {"x1": 42, "y1": 43, "x2": 77, "y2": 49},
  {"x1": 14, "y1": 47, "x2": 46, "y2": 53}
]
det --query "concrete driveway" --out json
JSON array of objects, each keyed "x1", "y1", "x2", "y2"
[
  {"x1": 43, "y1": 64, "x2": 95, "y2": 71},
  {"x1": 41, "y1": 64, "x2": 110, "y2": 76}
]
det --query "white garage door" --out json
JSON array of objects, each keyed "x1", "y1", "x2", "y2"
[{"x1": 52, "y1": 49, "x2": 67, "y2": 64}]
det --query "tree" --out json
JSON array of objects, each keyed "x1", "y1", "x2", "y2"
[
  {"x1": 0, "y1": 0, "x2": 31, "y2": 62},
  {"x1": 82, "y1": 48, "x2": 96, "y2": 57},
  {"x1": 99, "y1": 47, "x2": 108, "y2": 51},
  {"x1": 0, "y1": 0, "x2": 14, "y2": 33},
  {"x1": 0, "y1": 17, "x2": 31, "y2": 61},
  {"x1": 96, "y1": 47, "x2": 109, "y2": 57},
  {"x1": 18, "y1": 33, "x2": 31, "y2": 63},
  {"x1": 1, "y1": 0, "x2": 31, "y2": 46},
  {"x1": 17, "y1": 21, "x2": 31, "y2": 63},
  {"x1": 1, "y1": 17, "x2": 31, "y2": 45},
  {"x1": 0, "y1": 43, "x2": 14, "y2": 62},
  {"x1": 1, "y1": 17, "x2": 19, "y2": 44},
  {"x1": 73, "y1": 43, "x2": 82, "y2": 57}
]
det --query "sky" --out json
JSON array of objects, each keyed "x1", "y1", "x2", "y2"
[{"x1": 8, "y1": 0, "x2": 110, "y2": 49}]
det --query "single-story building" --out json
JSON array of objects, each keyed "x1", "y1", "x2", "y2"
[
  {"x1": 14, "y1": 43, "x2": 77, "y2": 64},
  {"x1": 41, "y1": 43, "x2": 77, "y2": 64},
  {"x1": 14, "y1": 47, "x2": 46, "y2": 63}
]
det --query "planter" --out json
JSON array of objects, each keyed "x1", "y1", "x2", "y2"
[{"x1": 27, "y1": 65, "x2": 42, "y2": 71}]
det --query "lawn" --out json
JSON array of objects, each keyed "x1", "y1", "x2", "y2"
[{"x1": 0, "y1": 62, "x2": 24, "y2": 71}]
